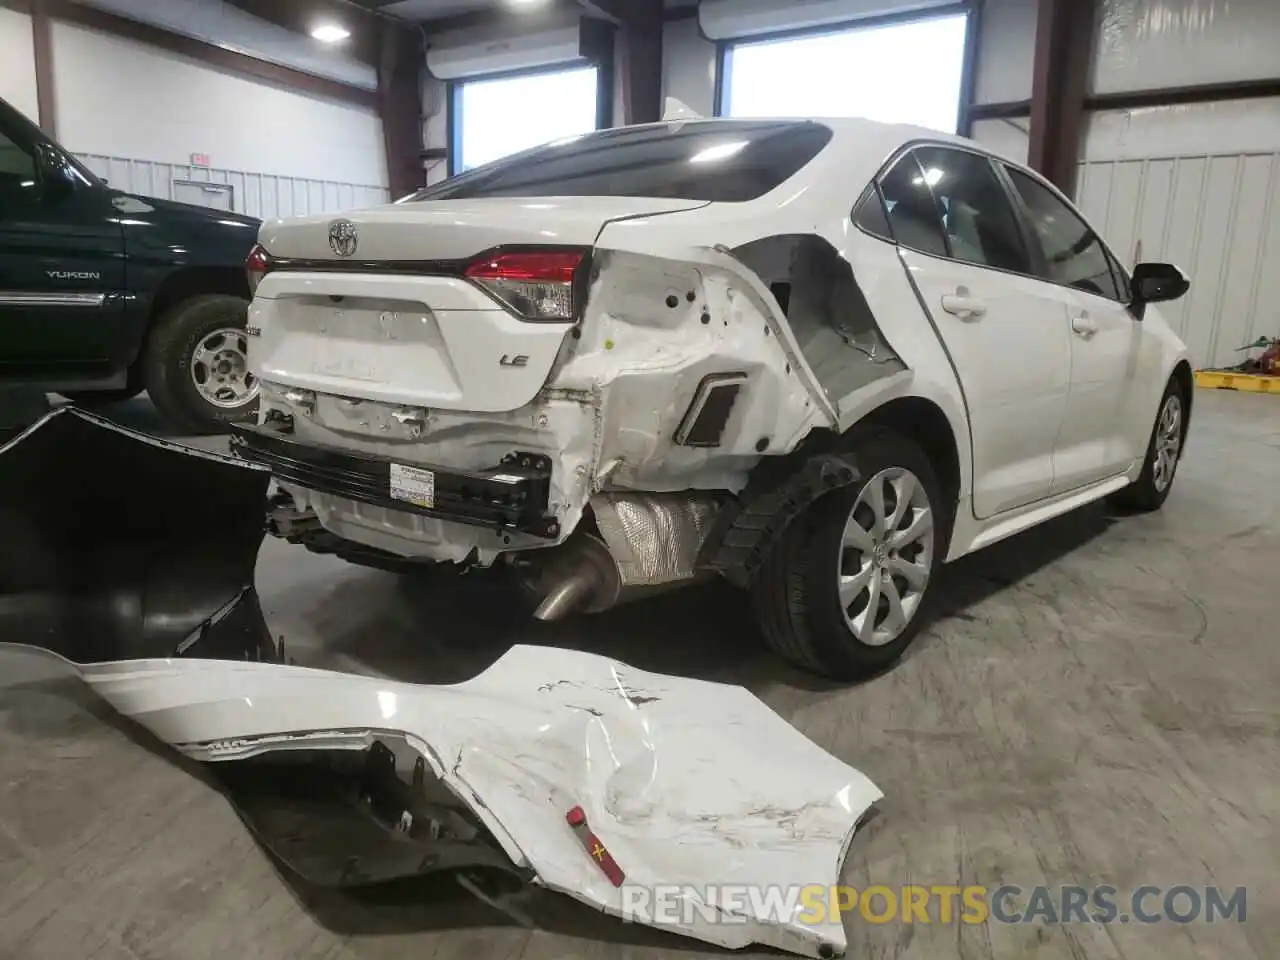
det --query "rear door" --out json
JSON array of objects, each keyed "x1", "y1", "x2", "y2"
[
  {"x1": 1002, "y1": 165, "x2": 1143, "y2": 492},
  {"x1": 880, "y1": 145, "x2": 1071, "y2": 518},
  {"x1": 0, "y1": 108, "x2": 125, "y2": 377}
]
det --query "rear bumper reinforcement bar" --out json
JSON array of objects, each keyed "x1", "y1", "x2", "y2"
[{"x1": 229, "y1": 420, "x2": 559, "y2": 539}]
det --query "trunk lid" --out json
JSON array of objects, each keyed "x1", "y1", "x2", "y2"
[
  {"x1": 258, "y1": 196, "x2": 710, "y2": 261},
  {"x1": 249, "y1": 196, "x2": 709, "y2": 414}
]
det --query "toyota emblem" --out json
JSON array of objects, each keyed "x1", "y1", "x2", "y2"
[{"x1": 328, "y1": 219, "x2": 358, "y2": 258}]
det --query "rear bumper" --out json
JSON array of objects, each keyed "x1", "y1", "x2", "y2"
[{"x1": 229, "y1": 420, "x2": 560, "y2": 539}]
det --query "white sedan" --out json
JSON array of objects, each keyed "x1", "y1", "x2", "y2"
[{"x1": 235, "y1": 114, "x2": 1193, "y2": 680}]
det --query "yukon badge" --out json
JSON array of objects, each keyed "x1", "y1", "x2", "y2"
[{"x1": 328, "y1": 219, "x2": 358, "y2": 258}]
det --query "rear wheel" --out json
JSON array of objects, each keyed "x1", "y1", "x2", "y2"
[
  {"x1": 751, "y1": 429, "x2": 945, "y2": 680},
  {"x1": 143, "y1": 294, "x2": 259, "y2": 435}
]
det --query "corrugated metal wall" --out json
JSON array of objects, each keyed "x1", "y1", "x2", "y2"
[
  {"x1": 77, "y1": 153, "x2": 390, "y2": 220},
  {"x1": 1075, "y1": 149, "x2": 1280, "y2": 369}
]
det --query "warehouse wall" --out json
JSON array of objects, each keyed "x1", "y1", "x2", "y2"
[
  {"x1": 51, "y1": 22, "x2": 388, "y2": 207},
  {"x1": 0, "y1": 6, "x2": 38, "y2": 123},
  {"x1": 662, "y1": 16, "x2": 716, "y2": 117}
]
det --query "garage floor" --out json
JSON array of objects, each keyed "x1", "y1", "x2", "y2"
[{"x1": 1, "y1": 391, "x2": 1276, "y2": 960}]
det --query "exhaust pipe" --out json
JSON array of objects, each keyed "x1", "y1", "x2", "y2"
[{"x1": 527, "y1": 534, "x2": 621, "y2": 622}]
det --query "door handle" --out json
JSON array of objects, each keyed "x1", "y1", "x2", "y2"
[
  {"x1": 1071, "y1": 314, "x2": 1098, "y2": 338},
  {"x1": 940, "y1": 293, "x2": 987, "y2": 319}
]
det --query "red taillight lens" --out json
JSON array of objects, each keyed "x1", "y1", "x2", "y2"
[
  {"x1": 464, "y1": 249, "x2": 585, "y2": 322},
  {"x1": 245, "y1": 243, "x2": 274, "y2": 295}
]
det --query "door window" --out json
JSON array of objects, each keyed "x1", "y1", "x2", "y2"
[
  {"x1": 913, "y1": 146, "x2": 1031, "y2": 275},
  {"x1": 876, "y1": 153, "x2": 949, "y2": 258},
  {"x1": 0, "y1": 128, "x2": 39, "y2": 210},
  {"x1": 1005, "y1": 166, "x2": 1124, "y2": 301}
]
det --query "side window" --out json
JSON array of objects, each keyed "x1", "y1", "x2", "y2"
[
  {"x1": 877, "y1": 153, "x2": 948, "y2": 259},
  {"x1": 852, "y1": 184, "x2": 893, "y2": 241},
  {"x1": 913, "y1": 146, "x2": 1031, "y2": 275},
  {"x1": 0, "y1": 127, "x2": 39, "y2": 207},
  {"x1": 1005, "y1": 166, "x2": 1124, "y2": 301}
]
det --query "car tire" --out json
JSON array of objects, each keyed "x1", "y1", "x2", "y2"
[
  {"x1": 143, "y1": 294, "x2": 259, "y2": 436},
  {"x1": 1109, "y1": 377, "x2": 1186, "y2": 512},
  {"x1": 750, "y1": 427, "x2": 946, "y2": 681}
]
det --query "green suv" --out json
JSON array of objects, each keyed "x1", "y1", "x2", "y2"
[{"x1": 0, "y1": 95, "x2": 260, "y2": 434}]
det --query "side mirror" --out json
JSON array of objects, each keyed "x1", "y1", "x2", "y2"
[
  {"x1": 1132, "y1": 262, "x2": 1189, "y2": 304},
  {"x1": 34, "y1": 144, "x2": 77, "y2": 202}
]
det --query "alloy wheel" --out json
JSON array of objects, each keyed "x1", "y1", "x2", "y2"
[
  {"x1": 191, "y1": 327, "x2": 259, "y2": 409},
  {"x1": 837, "y1": 466, "x2": 935, "y2": 646},
  {"x1": 1152, "y1": 394, "x2": 1183, "y2": 493}
]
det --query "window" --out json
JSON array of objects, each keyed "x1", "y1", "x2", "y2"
[
  {"x1": 413, "y1": 120, "x2": 832, "y2": 203},
  {"x1": 852, "y1": 185, "x2": 892, "y2": 240},
  {"x1": 876, "y1": 153, "x2": 948, "y2": 259},
  {"x1": 722, "y1": 14, "x2": 968, "y2": 133},
  {"x1": 453, "y1": 65, "x2": 599, "y2": 173},
  {"x1": 1005, "y1": 166, "x2": 1125, "y2": 301},
  {"x1": 914, "y1": 147, "x2": 1030, "y2": 274},
  {"x1": 0, "y1": 127, "x2": 38, "y2": 206}
]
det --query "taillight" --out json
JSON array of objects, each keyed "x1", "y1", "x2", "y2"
[
  {"x1": 245, "y1": 243, "x2": 274, "y2": 295},
  {"x1": 464, "y1": 249, "x2": 585, "y2": 322}
]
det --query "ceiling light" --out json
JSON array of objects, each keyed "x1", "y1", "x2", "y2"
[{"x1": 311, "y1": 23, "x2": 350, "y2": 43}]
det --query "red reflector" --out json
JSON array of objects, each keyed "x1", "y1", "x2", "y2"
[
  {"x1": 465, "y1": 250, "x2": 583, "y2": 283},
  {"x1": 245, "y1": 243, "x2": 272, "y2": 273}
]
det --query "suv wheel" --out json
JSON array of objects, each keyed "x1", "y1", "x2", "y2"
[
  {"x1": 143, "y1": 295, "x2": 259, "y2": 435},
  {"x1": 751, "y1": 428, "x2": 945, "y2": 680}
]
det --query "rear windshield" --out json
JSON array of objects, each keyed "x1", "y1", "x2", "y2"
[{"x1": 407, "y1": 120, "x2": 832, "y2": 204}]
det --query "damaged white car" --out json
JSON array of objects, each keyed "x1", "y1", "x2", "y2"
[{"x1": 237, "y1": 114, "x2": 1194, "y2": 679}]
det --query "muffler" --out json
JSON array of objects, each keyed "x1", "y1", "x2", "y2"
[{"x1": 0, "y1": 408, "x2": 277, "y2": 664}]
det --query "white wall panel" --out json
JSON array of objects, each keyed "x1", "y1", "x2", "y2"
[
  {"x1": 0, "y1": 7, "x2": 38, "y2": 123},
  {"x1": 1076, "y1": 100, "x2": 1280, "y2": 368},
  {"x1": 1094, "y1": 0, "x2": 1280, "y2": 94},
  {"x1": 970, "y1": 117, "x2": 1029, "y2": 164},
  {"x1": 661, "y1": 17, "x2": 717, "y2": 118},
  {"x1": 77, "y1": 153, "x2": 390, "y2": 218},
  {"x1": 52, "y1": 22, "x2": 388, "y2": 188},
  {"x1": 973, "y1": 0, "x2": 1036, "y2": 105}
]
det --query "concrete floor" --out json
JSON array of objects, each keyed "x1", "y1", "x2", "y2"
[{"x1": 2, "y1": 390, "x2": 1277, "y2": 959}]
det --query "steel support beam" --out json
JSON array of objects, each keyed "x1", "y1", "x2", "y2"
[
  {"x1": 574, "y1": 0, "x2": 663, "y2": 125},
  {"x1": 378, "y1": 21, "x2": 423, "y2": 198},
  {"x1": 1027, "y1": 0, "x2": 1095, "y2": 195},
  {"x1": 30, "y1": 0, "x2": 56, "y2": 135}
]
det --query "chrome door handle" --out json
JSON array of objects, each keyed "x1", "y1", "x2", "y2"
[
  {"x1": 1071, "y1": 315, "x2": 1098, "y2": 338},
  {"x1": 940, "y1": 294, "x2": 987, "y2": 319}
]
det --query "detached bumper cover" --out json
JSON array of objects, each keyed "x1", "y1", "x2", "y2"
[
  {"x1": 230, "y1": 420, "x2": 559, "y2": 538},
  {"x1": 2, "y1": 410, "x2": 883, "y2": 957}
]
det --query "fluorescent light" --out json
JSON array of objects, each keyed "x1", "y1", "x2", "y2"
[
  {"x1": 690, "y1": 141, "x2": 748, "y2": 164},
  {"x1": 311, "y1": 23, "x2": 350, "y2": 43}
]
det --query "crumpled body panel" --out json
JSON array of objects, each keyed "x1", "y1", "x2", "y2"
[{"x1": 31, "y1": 645, "x2": 880, "y2": 957}]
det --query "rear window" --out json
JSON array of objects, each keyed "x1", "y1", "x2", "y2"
[{"x1": 408, "y1": 120, "x2": 833, "y2": 203}]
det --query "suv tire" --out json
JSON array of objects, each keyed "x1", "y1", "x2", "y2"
[
  {"x1": 751, "y1": 428, "x2": 945, "y2": 680},
  {"x1": 143, "y1": 295, "x2": 258, "y2": 435}
]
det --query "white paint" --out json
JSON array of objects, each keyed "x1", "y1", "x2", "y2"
[
  {"x1": 661, "y1": 17, "x2": 717, "y2": 120},
  {"x1": 699, "y1": 0, "x2": 960, "y2": 40},
  {"x1": 0, "y1": 7, "x2": 38, "y2": 123},
  {"x1": 74, "y1": 0, "x2": 374, "y2": 90},
  {"x1": 972, "y1": 0, "x2": 1037, "y2": 105},
  {"x1": 1076, "y1": 99, "x2": 1280, "y2": 368},
  {"x1": 1094, "y1": 0, "x2": 1280, "y2": 95},
  {"x1": 52, "y1": 22, "x2": 387, "y2": 188},
  {"x1": 28, "y1": 645, "x2": 883, "y2": 958},
  {"x1": 243, "y1": 117, "x2": 1186, "y2": 571}
]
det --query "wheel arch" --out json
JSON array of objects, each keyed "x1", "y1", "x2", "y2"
[
  {"x1": 1170, "y1": 359, "x2": 1194, "y2": 451},
  {"x1": 147, "y1": 267, "x2": 251, "y2": 336}
]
